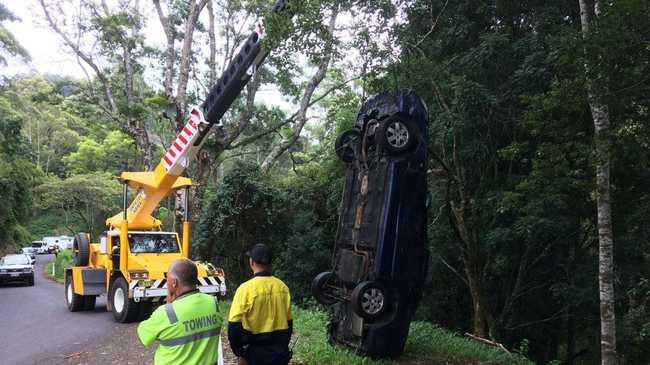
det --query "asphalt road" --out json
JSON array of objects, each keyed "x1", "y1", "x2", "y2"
[{"x1": 0, "y1": 254, "x2": 131, "y2": 365}]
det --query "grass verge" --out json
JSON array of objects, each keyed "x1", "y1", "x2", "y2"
[
  {"x1": 44, "y1": 249, "x2": 73, "y2": 283},
  {"x1": 290, "y1": 306, "x2": 534, "y2": 365}
]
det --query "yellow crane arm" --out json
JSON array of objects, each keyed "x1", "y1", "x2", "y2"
[{"x1": 106, "y1": 110, "x2": 206, "y2": 230}]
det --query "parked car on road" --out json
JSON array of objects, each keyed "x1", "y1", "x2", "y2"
[
  {"x1": 20, "y1": 247, "x2": 36, "y2": 264},
  {"x1": 0, "y1": 254, "x2": 35, "y2": 286},
  {"x1": 312, "y1": 90, "x2": 429, "y2": 358}
]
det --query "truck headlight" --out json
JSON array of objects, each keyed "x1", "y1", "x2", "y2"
[
  {"x1": 23, "y1": 268, "x2": 33, "y2": 273},
  {"x1": 129, "y1": 271, "x2": 149, "y2": 280}
]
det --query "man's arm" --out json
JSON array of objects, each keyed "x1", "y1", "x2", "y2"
[
  {"x1": 228, "y1": 286, "x2": 251, "y2": 357},
  {"x1": 228, "y1": 321, "x2": 248, "y2": 357},
  {"x1": 137, "y1": 307, "x2": 167, "y2": 347}
]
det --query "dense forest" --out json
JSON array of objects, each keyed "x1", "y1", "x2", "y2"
[{"x1": 1, "y1": 0, "x2": 650, "y2": 364}]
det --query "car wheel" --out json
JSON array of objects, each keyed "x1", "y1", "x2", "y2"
[
  {"x1": 73, "y1": 233, "x2": 90, "y2": 266},
  {"x1": 110, "y1": 277, "x2": 139, "y2": 323},
  {"x1": 377, "y1": 116, "x2": 418, "y2": 154},
  {"x1": 335, "y1": 129, "x2": 361, "y2": 163},
  {"x1": 311, "y1": 271, "x2": 337, "y2": 305},
  {"x1": 351, "y1": 281, "x2": 388, "y2": 320},
  {"x1": 29, "y1": 276, "x2": 34, "y2": 286},
  {"x1": 65, "y1": 273, "x2": 84, "y2": 312}
]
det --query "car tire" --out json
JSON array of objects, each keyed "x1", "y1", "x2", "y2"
[
  {"x1": 335, "y1": 129, "x2": 361, "y2": 163},
  {"x1": 84, "y1": 295, "x2": 96, "y2": 311},
  {"x1": 311, "y1": 271, "x2": 337, "y2": 305},
  {"x1": 65, "y1": 273, "x2": 84, "y2": 312},
  {"x1": 28, "y1": 277, "x2": 34, "y2": 286},
  {"x1": 377, "y1": 116, "x2": 419, "y2": 155},
  {"x1": 110, "y1": 277, "x2": 139, "y2": 323},
  {"x1": 73, "y1": 233, "x2": 90, "y2": 266},
  {"x1": 351, "y1": 281, "x2": 388, "y2": 320}
]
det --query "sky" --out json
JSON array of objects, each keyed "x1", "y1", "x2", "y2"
[
  {"x1": 3, "y1": 1, "x2": 88, "y2": 77},
  {"x1": 1, "y1": 0, "x2": 296, "y2": 111}
]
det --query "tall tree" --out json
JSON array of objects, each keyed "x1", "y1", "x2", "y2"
[
  {"x1": 260, "y1": 6, "x2": 339, "y2": 172},
  {"x1": 38, "y1": 0, "x2": 154, "y2": 168},
  {"x1": 0, "y1": 2, "x2": 30, "y2": 65},
  {"x1": 578, "y1": 0, "x2": 617, "y2": 363}
]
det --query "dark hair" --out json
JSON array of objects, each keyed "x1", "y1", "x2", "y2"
[
  {"x1": 169, "y1": 259, "x2": 198, "y2": 287},
  {"x1": 246, "y1": 243, "x2": 272, "y2": 266}
]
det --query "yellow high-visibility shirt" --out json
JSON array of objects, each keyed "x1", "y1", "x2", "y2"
[{"x1": 228, "y1": 274, "x2": 292, "y2": 334}]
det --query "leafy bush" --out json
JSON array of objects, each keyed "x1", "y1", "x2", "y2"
[{"x1": 45, "y1": 249, "x2": 74, "y2": 283}]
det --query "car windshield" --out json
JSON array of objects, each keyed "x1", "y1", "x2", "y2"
[
  {"x1": 128, "y1": 233, "x2": 179, "y2": 253},
  {"x1": 1, "y1": 255, "x2": 30, "y2": 265}
]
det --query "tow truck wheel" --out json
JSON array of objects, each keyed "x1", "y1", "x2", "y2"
[
  {"x1": 335, "y1": 129, "x2": 361, "y2": 163},
  {"x1": 351, "y1": 281, "x2": 388, "y2": 320},
  {"x1": 138, "y1": 300, "x2": 153, "y2": 321},
  {"x1": 73, "y1": 232, "x2": 90, "y2": 266},
  {"x1": 377, "y1": 116, "x2": 418, "y2": 154},
  {"x1": 311, "y1": 271, "x2": 337, "y2": 305},
  {"x1": 110, "y1": 277, "x2": 139, "y2": 323},
  {"x1": 65, "y1": 272, "x2": 84, "y2": 312}
]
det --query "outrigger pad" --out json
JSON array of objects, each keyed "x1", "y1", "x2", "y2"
[{"x1": 322, "y1": 90, "x2": 429, "y2": 358}]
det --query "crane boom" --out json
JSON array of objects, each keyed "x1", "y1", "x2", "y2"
[{"x1": 106, "y1": 0, "x2": 290, "y2": 230}]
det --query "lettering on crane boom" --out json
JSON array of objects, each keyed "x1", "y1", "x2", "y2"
[{"x1": 128, "y1": 189, "x2": 146, "y2": 215}]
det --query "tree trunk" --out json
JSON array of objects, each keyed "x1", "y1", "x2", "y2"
[
  {"x1": 207, "y1": 0, "x2": 217, "y2": 86},
  {"x1": 153, "y1": 0, "x2": 175, "y2": 99},
  {"x1": 175, "y1": 0, "x2": 209, "y2": 130},
  {"x1": 578, "y1": 1, "x2": 617, "y2": 364},
  {"x1": 465, "y1": 260, "x2": 490, "y2": 337}
]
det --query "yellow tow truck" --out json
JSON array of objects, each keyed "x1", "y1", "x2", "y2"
[{"x1": 64, "y1": 0, "x2": 290, "y2": 322}]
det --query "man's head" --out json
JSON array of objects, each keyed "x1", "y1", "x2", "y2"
[
  {"x1": 167, "y1": 258, "x2": 198, "y2": 300},
  {"x1": 246, "y1": 243, "x2": 271, "y2": 273}
]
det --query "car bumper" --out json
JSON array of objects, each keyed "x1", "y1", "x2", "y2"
[
  {"x1": 129, "y1": 276, "x2": 226, "y2": 301},
  {"x1": 0, "y1": 272, "x2": 34, "y2": 283}
]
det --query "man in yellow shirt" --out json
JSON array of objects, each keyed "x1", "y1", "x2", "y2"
[
  {"x1": 228, "y1": 244, "x2": 292, "y2": 365},
  {"x1": 138, "y1": 259, "x2": 223, "y2": 365}
]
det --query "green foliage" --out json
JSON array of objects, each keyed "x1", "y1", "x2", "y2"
[
  {"x1": 0, "y1": 92, "x2": 40, "y2": 248},
  {"x1": 63, "y1": 130, "x2": 135, "y2": 175},
  {"x1": 292, "y1": 306, "x2": 534, "y2": 365},
  {"x1": 195, "y1": 161, "x2": 289, "y2": 287},
  {"x1": 33, "y1": 173, "x2": 121, "y2": 237},
  {"x1": 44, "y1": 249, "x2": 73, "y2": 283}
]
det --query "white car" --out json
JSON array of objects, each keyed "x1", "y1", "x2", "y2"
[
  {"x1": 0, "y1": 254, "x2": 34, "y2": 286},
  {"x1": 20, "y1": 247, "x2": 36, "y2": 264}
]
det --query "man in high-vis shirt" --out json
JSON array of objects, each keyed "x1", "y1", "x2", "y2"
[
  {"x1": 228, "y1": 244, "x2": 292, "y2": 365},
  {"x1": 138, "y1": 259, "x2": 224, "y2": 365}
]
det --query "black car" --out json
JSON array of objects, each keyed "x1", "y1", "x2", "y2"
[
  {"x1": 0, "y1": 254, "x2": 35, "y2": 286},
  {"x1": 312, "y1": 90, "x2": 429, "y2": 358}
]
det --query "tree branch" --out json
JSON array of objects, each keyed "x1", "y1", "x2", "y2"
[{"x1": 39, "y1": 0, "x2": 117, "y2": 114}]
